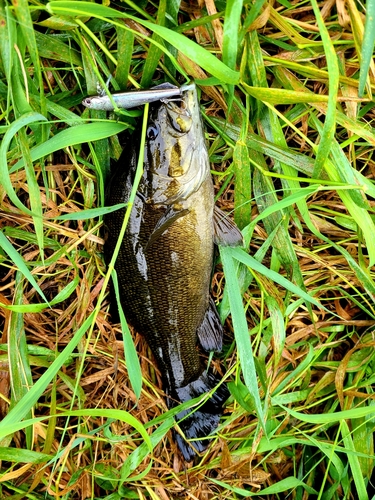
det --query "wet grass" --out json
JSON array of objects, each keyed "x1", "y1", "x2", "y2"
[{"x1": 1, "y1": 0, "x2": 375, "y2": 498}]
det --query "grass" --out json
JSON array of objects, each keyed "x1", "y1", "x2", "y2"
[{"x1": 0, "y1": 0, "x2": 375, "y2": 498}]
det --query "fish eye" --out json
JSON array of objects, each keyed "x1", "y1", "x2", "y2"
[{"x1": 147, "y1": 125, "x2": 159, "y2": 140}]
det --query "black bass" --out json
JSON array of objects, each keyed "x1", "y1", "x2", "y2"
[{"x1": 105, "y1": 83, "x2": 242, "y2": 461}]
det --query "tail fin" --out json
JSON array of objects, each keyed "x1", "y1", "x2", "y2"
[{"x1": 171, "y1": 372, "x2": 229, "y2": 461}]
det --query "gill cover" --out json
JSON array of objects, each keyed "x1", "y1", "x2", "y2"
[{"x1": 144, "y1": 84, "x2": 209, "y2": 205}]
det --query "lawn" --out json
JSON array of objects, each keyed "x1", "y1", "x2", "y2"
[{"x1": 1, "y1": 0, "x2": 375, "y2": 498}]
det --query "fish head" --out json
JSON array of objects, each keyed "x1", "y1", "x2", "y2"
[{"x1": 144, "y1": 83, "x2": 209, "y2": 205}]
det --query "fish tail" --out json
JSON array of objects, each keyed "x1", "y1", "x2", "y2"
[{"x1": 171, "y1": 372, "x2": 229, "y2": 461}]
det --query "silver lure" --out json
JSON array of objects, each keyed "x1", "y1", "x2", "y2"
[{"x1": 82, "y1": 83, "x2": 185, "y2": 111}]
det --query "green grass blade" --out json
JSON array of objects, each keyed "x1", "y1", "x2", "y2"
[
  {"x1": 0, "y1": 232, "x2": 48, "y2": 303},
  {"x1": 341, "y1": 420, "x2": 368, "y2": 499},
  {"x1": 34, "y1": 31, "x2": 82, "y2": 66},
  {"x1": 358, "y1": 0, "x2": 375, "y2": 96},
  {"x1": 242, "y1": 84, "x2": 329, "y2": 104},
  {"x1": 222, "y1": 0, "x2": 242, "y2": 69},
  {"x1": 310, "y1": 0, "x2": 339, "y2": 178},
  {"x1": 282, "y1": 405, "x2": 375, "y2": 423},
  {"x1": 46, "y1": 1, "x2": 240, "y2": 84},
  {"x1": 228, "y1": 246, "x2": 325, "y2": 310},
  {"x1": 140, "y1": 0, "x2": 166, "y2": 88},
  {"x1": 0, "y1": 448, "x2": 51, "y2": 464},
  {"x1": 111, "y1": 269, "x2": 142, "y2": 400},
  {"x1": 220, "y1": 246, "x2": 265, "y2": 431},
  {"x1": 211, "y1": 477, "x2": 318, "y2": 496},
  {"x1": 55, "y1": 203, "x2": 127, "y2": 220},
  {"x1": 11, "y1": 122, "x2": 130, "y2": 173},
  {"x1": 0, "y1": 112, "x2": 46, "y2": 215},
  {"x1": 8, "y1": 273, "x2": 33, "y2": 449},
  {"x1": 233, "y1": 139, "x2": 251, "y2": 229},
  {"x1": 115, "y1": 28, "x2": 134, "y2": 88}
]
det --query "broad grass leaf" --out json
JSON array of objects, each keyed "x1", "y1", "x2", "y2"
[
  {"x1": 55, "y1": 203, "x2": 127, "y2": 220},
  {"x1": 252, "y1": 168, "x2": 295, "y2": 279},
  {"x1": 30, "y1": 94, "x2": 83, "y2": 126},
  {"x1": 229, "y1": 246, "x2": 325, "y2": 309},
  {"x1": 140, "y1": 0, "x2": 166, "y2": 88},
  {"x1": 116, "y1": 29, "x2": 134, "y2": 88},
  {"x1": 0, "y1": 232, "x2": 48, "y2": 303},
  {"x1": 223, "y1": 0, "x2": 243, "y2": 69},
  {"x1": 211, "y1": 477, "x2": 318, "y2": 496},
  {"x1": 352, "y1": 412, "x2": 375, "y2": 479},
  {"x1": 358, "y1": 0, "x2": 375, "y2": 96},
  {"x1": 233, "y1": 140, "x2": 251, "y2": 229},
  {"x1": 47, "y1": 1, "x2": 239, "y2": 84},
  {"x1": 8, "y1": 273, "x2": 33, "y2": 449},
  {"x1": 265, "y1": 295, "x2": 285, "y2": 367},
  {"x1": 0, "y1": 448, "x2": 51, "y2": 464},
  {"x1": 0, "y1": 112, "x2": 47, "y2": 215},
  {"x1": 34, "y1": 31, "x2": 82, "y2": 65},
  {"x1": 18, "y1": 128, "x2": 45, "y2": 256},
  {"x1": 228, "y1": 380, "x2": 255, "y2": 413},
  {"x1": 13, "y1": 0, "x2": 42, "y2": 90},
  {"x1": 341, "y1": 420, "x2": 368, "y2": 499},
  {"x1": 111, "y1": 269, "x2": 142, "y2": 400},
  {"x1": 271, "y1": 389, "x2": 310, "y2": 405},
  {"x1": 38, "y1": 14, "x2": 79, "y2": 30},
  {"x1": 281, "y1": 404, "x2": 375, "y2": 423},
  {"x1": 220, "y1": 246, "x2": 265, "y2": 429},
  {"x1": 130, "y1": 21, "x2": 240, "y2": 85},
  {"x1": 11, "y1": 122, "x2": 130, "y2": 173},
  {"x1": 242, "y1": 84, "x2": 329, "y2": 104}
]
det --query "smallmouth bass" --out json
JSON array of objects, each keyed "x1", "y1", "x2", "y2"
[{"x1": 105, "y1": 83, "x2": 242, "y2": 461}]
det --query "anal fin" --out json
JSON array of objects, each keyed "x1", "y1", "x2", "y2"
[
  {"x1": 213, "y1": 206, "x2": 244, "y2": 247},
  {"x1": 197, "y1": 297, "x2": 223, "y2": 352}
]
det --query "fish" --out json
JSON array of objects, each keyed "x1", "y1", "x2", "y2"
[
  {"x1": 82, "y1": 82, "x2": 182, "y2": 111},
  {"x1": 104, "y1": 82, "x2": 243, "y2": 461}
]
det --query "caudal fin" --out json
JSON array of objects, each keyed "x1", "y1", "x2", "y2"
[{"x1": 171, "y1": 372, "x2": 229, "y2": 461}]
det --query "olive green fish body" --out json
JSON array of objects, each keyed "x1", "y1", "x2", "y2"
[
  {"x1": 105, "y1": 84, "x2": 241, "y2": 460},
  {"x1": 108, "y1": 170, "x2": 214, "y2": 390}
]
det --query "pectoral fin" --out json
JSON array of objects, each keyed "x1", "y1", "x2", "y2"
[
  {"x1": 197, "y1": 297, "x2": 223, "y2": 352},
  {"x1": 145, "y1": 206, "x2": 189, "y2": 250},
  {"x1": 213, "y1": 206, "x2": 244, "y2": 247}
]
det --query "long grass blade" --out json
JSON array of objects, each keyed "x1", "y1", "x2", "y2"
[{"x1": 220, "y1": 246, "x2": 265, "y2": 431}]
